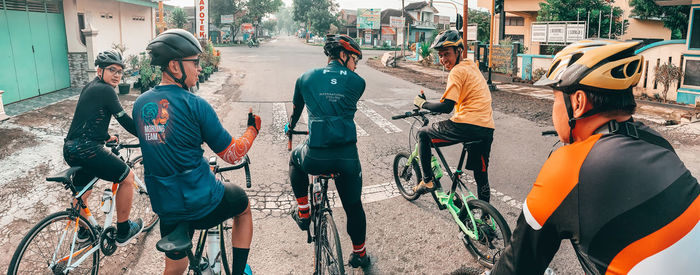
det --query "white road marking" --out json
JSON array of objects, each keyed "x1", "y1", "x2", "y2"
[
  {"x1": 357, "y1": 102, "x2": 402, "y2": 134},
  {"x1": 355, "y1": 120, "x2": 369, "y2": 137},
  {"x1": 272, "y1": 103, "x2": 288, "y2": 141}
]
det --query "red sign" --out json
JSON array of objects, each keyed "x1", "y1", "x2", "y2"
[
  {"x1": 381, "y1": 26, "x2": 396, "y2": 35},
  {"x1": 196, "y1": 0, "x2": 208, "y2": 39},
  {"x1": 241, "y1": 23, "x2": 254, "y2": 33}
]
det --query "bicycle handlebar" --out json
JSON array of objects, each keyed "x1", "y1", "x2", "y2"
[
  {"x1": 287, "y1": 130, "x2": 309, "y2": 151},
  {"x1": 541, "y1": 130, "x2": 559, "y2": 136},
  {"x1": 214, "y1": 155, "x2": 252, "y2": 188},
  {"x1": 391, "y1": 109, "x2": 437, "y2": 120}
]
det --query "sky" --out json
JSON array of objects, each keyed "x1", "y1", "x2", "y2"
[{"x1": 165, "y1": 0, "x2": 482, "y2": 18}]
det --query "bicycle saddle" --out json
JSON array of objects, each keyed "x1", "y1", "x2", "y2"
[
  {"x1": 46, "y1": 166, "x2": 83, "y2": 184},
  {"x1": 156, "y1": 223, "x2": 192, "y2": 253}
]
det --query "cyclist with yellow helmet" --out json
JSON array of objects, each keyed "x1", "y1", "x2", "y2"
[
  {"x1": 490, "y1": 40, "x2": 700, "y2": 274},
  {"x1": 411, "y1": 30, "x2": 495, "y2": 204}
]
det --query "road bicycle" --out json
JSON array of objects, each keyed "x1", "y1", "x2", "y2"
[
  {"x1": 156, "y1": 155, "x2": 253, "y2": 275},
  {"x1": 391, "y1": 109, "x2": 512, "y2": 268},
  {"x1": 288, "y1": 130, "x2": 345, "y2": 275},
  {"x1": 7, "y1": 139, "x2": 159, "y2": 274}
]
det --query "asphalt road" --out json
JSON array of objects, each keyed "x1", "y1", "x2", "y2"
[{"x1": 217, "y1": 36, "x2": 583, "y2": 274}]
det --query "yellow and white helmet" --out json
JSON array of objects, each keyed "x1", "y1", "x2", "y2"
[{"x1": 534, "y1": 40, "x2": 643, "y2": 93}]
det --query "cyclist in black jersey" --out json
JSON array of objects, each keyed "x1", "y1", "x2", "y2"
[
  {"x1": 63, "y1": 49, "x2": 143, "y2": 246},
  {"x1": 285, "y1": 34, "x2": 371, "y2": 269},
  {"x1": 489, "y1": 40, "x2": 700, "y2": 274}
]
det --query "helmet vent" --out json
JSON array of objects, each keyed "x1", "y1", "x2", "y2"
[
  {"x1": 569, "y1": 53, "x2": 584, "y2": 66},
  {"x1": 626, "y1": 60, "x2": 640, "y2": 77},
  {"x1": 547, "y1": 60, "x2": 561, "y2": 77},
  {"x1": 611, "y1": 64, "x2": 626, "y2": 79}
]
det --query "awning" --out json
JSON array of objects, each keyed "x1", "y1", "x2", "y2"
[{"x1": 117, "y1": 0, "x2": 158, "y2": 8}]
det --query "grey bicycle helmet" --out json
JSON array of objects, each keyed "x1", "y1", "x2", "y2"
[
  {"x1": 146, "y1": 29, "x2": 203, "y2": 89},
  {"x1": 147, "y1": 29, "x2": 203, "y2": 67},
  {"x1": 95, "y1": 49, "x2": 125, "y2": 68}
]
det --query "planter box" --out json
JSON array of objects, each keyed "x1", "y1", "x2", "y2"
[{"x1": 118, "y1": 83, "x2": 130, "y2": 94}]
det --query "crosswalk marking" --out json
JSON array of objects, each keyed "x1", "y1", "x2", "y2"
[
  {"x1": 357, "y1": 102, "x2": 402, "y2": 134},
  {"x1": 272, "y1": 103, "x2": 288, "y2": 141},
  {"x1": 355, "y1": 120, "x2": 369, "y2": 136}
]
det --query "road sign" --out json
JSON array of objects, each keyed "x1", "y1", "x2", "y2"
[
  {"x1": 357, "y1": 8, "x2": 381, "y2": 30},
  {"x1": 467, "y1": 25, "x2": 477, "y2": 41},
  {"x1": 547, "y1": 24, "x2": 566, "y2": 43},
  {"x1": 532, "y1": 24, "x2": 547, "y2": 42},
  {"x1": 221, "y1": 14, "x2": 233, "y2": 24},
  {"x1": 390, "y1": 16, "x2": 404, "y2": 28},
  {"x1": 196, "y1": 0, "x2": 209, "y2": 39},
  {"x1": 566, "y1": 24, "x2": 586, "y2": 42}
]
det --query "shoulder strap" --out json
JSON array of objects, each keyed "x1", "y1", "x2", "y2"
[{"x1": 606, "y1": 120, "x2": 676, "y2": 154}]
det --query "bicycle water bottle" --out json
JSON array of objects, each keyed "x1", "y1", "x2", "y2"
[
  {"x1": 430, "y1": 156, "x2": 443, "y2": 179},
  {"x1": 100, "y1": 189, "x2": 113, "y2": 213},
  {"x1": 313, "y1": 183, "x2": 322, "y2": 205},
  {"x1": 206, "y1": 228, "x2": 221, "y2": 274}
]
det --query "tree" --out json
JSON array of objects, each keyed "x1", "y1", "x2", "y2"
[
  {"x1": 293, "y1": 0, "x2": 339, "y2": 35},
  {"x1": 655, "y1": 62, "x2": 683, "y2": 102},
  {"x1": 169, "y1": 7, "x2": 188, "y2": 29},
  {"x1": 244, "y1": 0, "x2": 283, "y2": 24},
  {"x1": 275, "y1": 6, "x2": 299, "y2": 35},
  {"x1": 538, "y1": 0, "x2": 626, "y2": 39},
  {"x1": 261, "y1": 19, "x2": 277, "y2": 35},
  {"x1": 468, "y1": 8, "x2": 491, "y2": 43},
  {"x1": 630, "y1": 0, "x2": 689, "y2": 39},
  {"x1": 210, "y1": 0, "x2": 244, "y2": 26}
]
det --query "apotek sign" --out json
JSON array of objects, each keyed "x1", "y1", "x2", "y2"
[{"x1": 196, "y1": 0, "x2": 209, "y2": 39}]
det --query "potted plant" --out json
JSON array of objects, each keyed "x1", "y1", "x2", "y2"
[{"x1": 138, "y1": 54, "x2": 155, "y2": 93}]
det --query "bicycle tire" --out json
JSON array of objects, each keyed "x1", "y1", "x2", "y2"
[
  {"x1": 393, "y1": 152, "x2": 422, "y2": 201},
  {"x1": 8, "y1": 211, "x2": 100, "y2": 275},
  {"x1": 316, "y1": 210, "x2": 345, "y2": 275},
  {"x1": 220, "y1": 221, "x2": 233, "y2": 275},
  {"x1": 130, "y1": 155, "x2": 159, "y2": 231},
  {"x1": 462, "y1": 199, "x2": 512, "y2": 268}
]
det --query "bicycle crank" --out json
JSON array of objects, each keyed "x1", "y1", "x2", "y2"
[{"x1": 100, "y1": 226, "x2": 118, "y2": 256}]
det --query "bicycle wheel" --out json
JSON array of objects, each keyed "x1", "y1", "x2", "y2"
[
  {"x1": 462, "y1": 199, "x2": 511, "y2": 268},
  {"x1": 393, "y1": 152, "x2": 422, "y2": 201},
  {"x1": 315, "y1": 210, "x2": 345, "y2": 275},
  {"x1": 220, "y1": 220, "x2": 234, "y2": 275},
  {"x1": 8, "y1": 211, "x2": 100, "y2": 275},
  {"x1": 130, "y1": 155, "x2": 159, "y2": 231}
]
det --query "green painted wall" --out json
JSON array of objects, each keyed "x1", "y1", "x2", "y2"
[
  {"x1": 6, "y1": 10, "x2": 40, "y2": 99},
  {"x1": 0, "y1": 9, "x2": 20, "y2": 104}
]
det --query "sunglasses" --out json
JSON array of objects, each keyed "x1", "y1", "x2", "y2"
[{"x1": 181, "y1": 58, "x2": 200, "y2": 66}]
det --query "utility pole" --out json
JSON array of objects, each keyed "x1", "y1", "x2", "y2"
[
  {"x1": 402, "y1": 0, "x2": 405, "y2": 57},
  {"x1": 499, "y1": 1, "x2": 505, "y2": 41},
  {"x1": 598, "y1": 10, "x2": 601, "y2": 38},
  {"x1": 609, "y1": 6, "x2": 613, "y2": 39},
  {"x1": 587, "y1": 11, "x2": 590, "y2": 38},
  {"x1": 488, "y1": 0, "x2": 496, "y2": 91},
  {"x1": 464, "y1": 0, "x2": 468, "y2": 59}
]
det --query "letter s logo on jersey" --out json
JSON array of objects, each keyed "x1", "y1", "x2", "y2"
[{"x1": 331, "y1": 79, "x2": 337, "y2": 85}]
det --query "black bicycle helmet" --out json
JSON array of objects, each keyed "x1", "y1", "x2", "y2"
[
  {"x1": 146, "y1": 29, "x2": 203, "y2": 89},
  {"x1": 147, "y1": 29, "x2": 203, "y2": 67},
  {"x1": 324, "y1": 34, "x2": 362, "y2": 62},
  {"x1": 94, "y1": 49, "x2": 125, "y2": 68},
  {"x1": 431, "y1": 30, "x2": 464, "y2": 50}
]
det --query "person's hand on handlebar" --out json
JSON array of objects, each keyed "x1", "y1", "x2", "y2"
[
  {"x1": 284, "y1": 122, "x2": 292, "y2": 136},
  {"x1": 247, "y1": 108, "x2": 261, "y2": 133},
  {"x1": 106, "y1": 135, "x2": 119, "y2": 144},
  {"x1": 413, "y1": 91, "x2": 427, "y2": 109}
]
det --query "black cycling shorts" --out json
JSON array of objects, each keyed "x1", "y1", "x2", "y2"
[
  {"x1": 159, "y1": 182, "x2": 249, "y2": 260},
  {"x1": 63, "y1": 140, "x2": 130, "y2": 192},
  {"x1": 421, "y1": 120, "x2": 494, "y2": 172}
]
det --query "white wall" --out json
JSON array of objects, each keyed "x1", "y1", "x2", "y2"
[{"x1": 63, "y1": 0, "x2": 155, "y2": 61}]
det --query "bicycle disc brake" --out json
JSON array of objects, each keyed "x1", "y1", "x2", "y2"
[{"x1": 100, "y1": 226, "x2": 118, "y2": 256}]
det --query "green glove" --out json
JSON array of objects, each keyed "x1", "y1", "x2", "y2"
[{"x1": 413, "y1": 95, "x2": 427, "y2": 108}]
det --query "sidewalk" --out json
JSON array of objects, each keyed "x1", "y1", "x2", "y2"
[{"x1": 400, "y1": 61, "x2": 700, "y2": 126}]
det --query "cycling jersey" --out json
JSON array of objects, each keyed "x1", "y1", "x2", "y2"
[
  {"x1": 441, "y1": 59, "x2": 494, "y2": 129},
  {"x1": 289, "y1": 60, "x2": 365, "y2": 148},
  {"x1": 491, "y1": 121, "x2": 700, "y2": 275},
  {"x1": 132, "y1": 84, "x2": 257, "y2": 224},
  {"x1": 65, "y1": 77, "x2": 136, "y2": 141}
]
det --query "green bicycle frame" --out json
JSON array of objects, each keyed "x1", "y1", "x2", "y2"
[{"x1": 404, "y1": 142, "x2": 491, "y2": 241}]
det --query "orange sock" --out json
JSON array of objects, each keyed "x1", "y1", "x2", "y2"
[{"x1": 296, "y1": 196, "x2": 310, "y2": 219}]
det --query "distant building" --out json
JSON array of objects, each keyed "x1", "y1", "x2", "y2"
[
  {"x1": 338, "y1": 9, "x2": 357, "y2": 38},
  {"x1": 404, "y1": 1, "x2": 439, "y2": 43}
]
